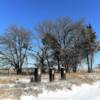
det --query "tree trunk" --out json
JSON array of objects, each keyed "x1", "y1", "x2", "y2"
[
  {"x1": 66, "y1": 64, "x2": 69, "y2": 73},
  {"x1": 90, "y1": 52, "x2": 93, "y2": 72},
  {"x1": 17, "y1": 67, "x2": 22, "y2": 75},
  {"x1": 41, "y1": 61, "x2": 45, "y2": 73},
  {"x1": 73, "y1": 63, "x2": 77, "y2": 72},
  {"x1": 46, "y1": 56, "x2": 50, "y2": 68},
  {"x1": 87, "y1": 54, "x2": 91, "y2": 73},
  {"x1": 57, "y1": 59, "x2": 60, "y2": 72},
  {"x1": 73, "y1": 66, "x2": 77, "y2": 72}
]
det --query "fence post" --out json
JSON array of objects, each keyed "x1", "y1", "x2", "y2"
[
  {"x1": 49, "y1": 67, "x2": 55, "y2": 82},
  {"x1": 61, "y1": 67, "x2": 66, "y2": 80},
  {"x1": 34, "y1": 68, "x2": 41, "y2": 82}
]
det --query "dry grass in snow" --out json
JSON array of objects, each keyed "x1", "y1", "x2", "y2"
[{"x1": 0, "y1": 71, "x2": 100, "y2": 100}]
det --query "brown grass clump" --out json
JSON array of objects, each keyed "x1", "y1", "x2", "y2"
[
  {"x1": 0, "y1": 75, "x2": 30, "y2": 84},
  {"x1": 0, "y1": 88, "x2": 22, "y2": 100}
]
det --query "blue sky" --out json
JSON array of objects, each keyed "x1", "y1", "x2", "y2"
[{"x1": 0, "y1": 0, "x2": 100, "y2": 67}]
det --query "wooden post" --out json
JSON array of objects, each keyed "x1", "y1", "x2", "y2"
[
  {"x1": 49, "y1": 67, "x2": 55, "y2": 82},
  {"x1": 61, "y1": 67, "x2": 66, "y2": 80},
  {"x1": 34, "y1": 68, "x2": 41, "y2": 82}
]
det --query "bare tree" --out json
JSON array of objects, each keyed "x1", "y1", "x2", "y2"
[
  {"x1": 36, "y1": 17, "x2": 85, "y2": 72},
  {"x1": 0, "y1": 25, "x2": 32, "y2": 74},
  {"x1": 36, "y1": 17, "x2": 97, "y2": 73}
]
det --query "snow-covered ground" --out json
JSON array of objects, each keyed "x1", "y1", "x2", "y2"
[
  {"x1": 1, "y1": 72, "x2": 100, "y2": 100},
  {"x1": 21, "y1": 81, "x2": 100, "y2": 100}
]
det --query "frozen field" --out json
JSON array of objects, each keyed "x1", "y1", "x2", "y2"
[
  {"x1": 21, "y1": 81, "x2": 100, "y2": 100},
  {"x1": 0, "y1": 72, "x2": 100, "y2": 100}
]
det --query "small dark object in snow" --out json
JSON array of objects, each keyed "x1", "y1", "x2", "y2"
[
  {"x1": 49, "y1": 67, "x2": 55, "y2": 82},
  {"x1": 61, "y1": 67, "x2": 66, "y2": 80},
  {"x1": 34, "y1": 68, "x2": 41, "y2": 82}
]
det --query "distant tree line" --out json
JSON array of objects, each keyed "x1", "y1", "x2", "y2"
[{"x1": 0, "y1": 17, "x2": 100, "y2": 74}]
